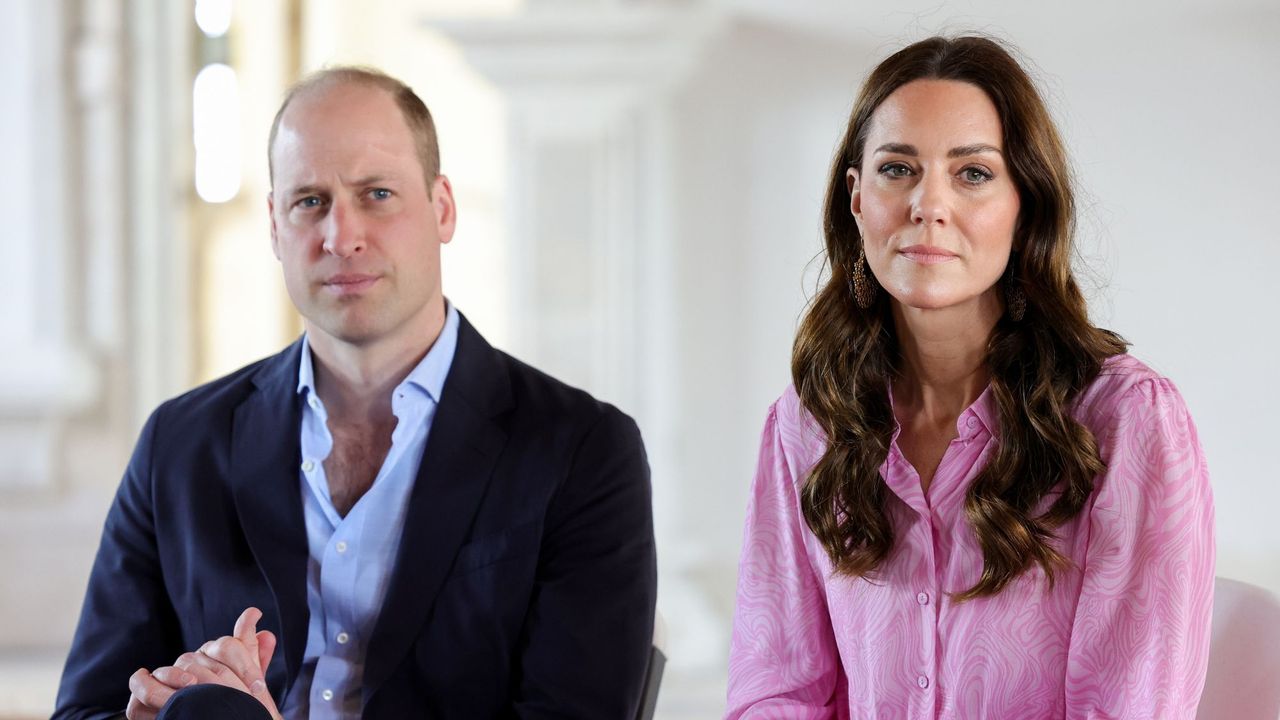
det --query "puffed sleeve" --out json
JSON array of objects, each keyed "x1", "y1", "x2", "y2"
[
  {"x1": 726, "y1": 402, "x2": 844, "y2": 719},
  {"x1": 1064, "y1": 377, "x2": 1215, "y2": 719}
]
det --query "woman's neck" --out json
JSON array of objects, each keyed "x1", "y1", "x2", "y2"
[{"x1": 891, "y1": 290, "x2": 1001, "y2": 424}]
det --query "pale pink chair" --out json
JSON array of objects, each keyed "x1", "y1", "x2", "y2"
[{"x1": 1196, "y1": 577, "x2": 1280, "y2": 720}]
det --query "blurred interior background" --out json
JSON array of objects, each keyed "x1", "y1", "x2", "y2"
[{"x1": 3, "y1": 0, "x2": 1278, "y2": 717}]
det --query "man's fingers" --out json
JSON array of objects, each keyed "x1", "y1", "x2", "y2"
[
  {"x1": 247, "y1": 674, "x2": 284, "y2": 720},
  {"x1": 127, "y1": 668, "x2": 177, "y2": 714},
  {"x1": 232, "y1": 604, "x2": 262, "y2": 666},
  {"x1": 232, "y1": 607, "x2": 263, "y2": 665},
  {"x1": 151, "y1": 665, "x2": 196, "y2": 689},
  {"x1": 175, "y1": 651, "x2": 246, "y2": 691},
  {"x1": 200, "y1": 636, "x2": 262, "y2": 687},
  {"x1": 125, "y1": 694, "x2": 158, "y2": 720},
  {"x1": 255, "y1": 630, "x2": 277, "y2": 675}
]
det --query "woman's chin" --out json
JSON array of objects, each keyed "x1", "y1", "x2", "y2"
[{"x1": 886, "y1": 290, "x2": 964, "y2": 312}]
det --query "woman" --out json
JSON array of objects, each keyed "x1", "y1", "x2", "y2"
[{"x1": 726, "y1": 36, "x2": 1213, "y2": 719}]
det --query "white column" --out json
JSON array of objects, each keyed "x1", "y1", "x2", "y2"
[
  {"x1": 0, "y1": 0, "x2": 192, "y2": 656},
  {"x1": 428, "y1": 3, "x2": 729, "y2": 669},
  {"x1": 0, "y1": 0, "x2": 99, "y2": 491}
]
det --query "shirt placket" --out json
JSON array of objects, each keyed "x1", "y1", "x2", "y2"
[
  {"x1": 926, "y1": 409, "x2": 985, "y2": 715},
  {"x1": 885, "y1": 449, "x2": 940, "y2": 718},
  {"x1": 313, "y1": 511, "x2": 362, "y2": 718},
  {"x1": 915, "y1": 508, "x2": 940, "y2": 717}
]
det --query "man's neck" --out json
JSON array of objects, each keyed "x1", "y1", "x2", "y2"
[{"x1": 307, "y1": 302, "x2": 447, "y2": 423}]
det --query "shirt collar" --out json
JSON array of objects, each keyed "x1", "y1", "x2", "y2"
[
  {"x1": 296, "y1": 301, "x2": 461, "y2": 404},
  {"x1": 967, "y1": 383, "x2": 997, "y2": 436},
  {"x1": 885, "y1": 378, "x2": 999, "y2": 441}
]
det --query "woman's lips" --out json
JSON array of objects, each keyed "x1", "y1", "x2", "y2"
[
  {"x1": 322, "y1": 274, "x2": 380, "y2": 294},
  {"x1": 898, "y1": 245, "x2": 958, "y2": 265}
]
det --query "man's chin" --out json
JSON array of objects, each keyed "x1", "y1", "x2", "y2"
[{"x1": 307, "y1": 315, "x2": 388, "y2": 347}]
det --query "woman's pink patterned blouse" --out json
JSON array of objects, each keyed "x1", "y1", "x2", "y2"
[{"x1": 727, "y1": 355, "x2": 1214, "y2": 719}]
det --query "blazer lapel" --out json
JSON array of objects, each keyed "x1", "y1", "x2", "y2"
[
  {"x1": 228, "y1": 340, "x2": 311, "y2": 695},
  {"x1": 362, "y1": 315, "x2": 513, "y2": 697}
]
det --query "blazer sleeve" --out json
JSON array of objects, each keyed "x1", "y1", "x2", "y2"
[
  {"x1": 53, "y1": 407, "x2": 185, "y2": 720},
  {"x1": 510, "y1": 405, "x2": 658, "y2": 719},
  {"x1": 725, "y1": 403, "x2": 842, "y2": 720},
  {"x1": 1064, "y1": 377, "x2": 1215, "y2": 719}
]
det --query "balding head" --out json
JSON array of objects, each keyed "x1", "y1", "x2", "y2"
[{"x1": 268, "y1": 66, "x2": 441, "y2": 191}]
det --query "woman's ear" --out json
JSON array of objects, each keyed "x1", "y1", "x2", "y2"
[{"x1": 846, "y1": 167, "x2": 862, "y2": 222}]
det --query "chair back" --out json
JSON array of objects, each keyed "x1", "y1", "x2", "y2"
[
  {"x1": 1197, "y1": 577, "x2": 1280, "y2": 719},
  {"x1": 635, "y1": 612, "x2": 668, "y2": 720}
]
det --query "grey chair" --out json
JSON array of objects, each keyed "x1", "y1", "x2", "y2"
[{"x1": 635, "y1": 612, "x2": 668, "y2": 720}]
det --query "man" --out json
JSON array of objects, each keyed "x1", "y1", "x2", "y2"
[{"x1": 53, "y1": 67, "x2": 657, "y2": 720}]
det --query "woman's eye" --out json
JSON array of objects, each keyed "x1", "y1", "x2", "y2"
[
  {"x1": 879, "y1": 163, "x2": 913, "y2": 178},
  {"x1": 961, "y1": 167, "x2": 993, "y2": 184}
]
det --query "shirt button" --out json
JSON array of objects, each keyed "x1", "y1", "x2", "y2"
[
  {"x1": 336, "y1": 631, "x2": 350, "y2": 645},
  {"x1": 917, "y1": 592, "x2": 930, "y2": 605},
  {"x1": 335, "y1": 540, "x2": 348, "y2": 553},
  {"x1": 321, "y1": 689, "x2": 334, "y2": 702},
  {"x1": 917, "y1": 675, "x2": 929, "y2": 689},
  {"x1": 301, "y1": 459, "x2": 315, "y2": 473},
  {"x1": 967, "y1": 417, "x2": 979, "y2": 429},
  {"x1": 308, "y1": 396, "x2": 320, "y2": 410}
]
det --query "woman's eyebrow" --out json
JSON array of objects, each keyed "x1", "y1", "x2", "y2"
[
  {"x1": 871, "y1": 142, "x2": 1004, "y2": 158},
  {"x1": 873, "y1": 142, "x2": 917, "y2": 155},
  {"x1": 948, "y1": 143, "x2": 1003, "y2": 158}
]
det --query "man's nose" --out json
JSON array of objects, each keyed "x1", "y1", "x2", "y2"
[
  {"x1": 910, "y1": 170, "x2": 951, "y2": 227},
  {"x1": 321, "y1": 200, "x2": 366, "y2": 257}
]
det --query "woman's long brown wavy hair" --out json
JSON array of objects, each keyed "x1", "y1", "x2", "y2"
[{"x1": 793, "y1": 35, "x2": 1128, "y2": 600}]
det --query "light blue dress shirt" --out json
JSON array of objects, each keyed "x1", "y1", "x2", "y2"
[{"x1": 280, "y1": 304, "x2": 459, "y2": 720}]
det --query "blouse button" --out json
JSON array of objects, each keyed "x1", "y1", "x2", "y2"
[
  {"x1": 967, "y1": 416, "x2": 979, "y2": 429},
  {"x1": 321, "y1": 688, "x2": 334, "y2": 701},
  {"x1": 336, "y1": 631, "x2": 350, "y2": 645},
  {"x1": 917, "y1": 675, "x2": 930, "y2": 689},
  {"x1": 916, "y1": 592, "x2": 930, "y2": 605}
]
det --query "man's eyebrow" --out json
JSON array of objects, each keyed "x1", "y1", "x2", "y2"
[
  {"x1": 350, "y1": 174, "x2": 397, "y2": 186},
  {"x1": 286, "y1": 184, "x2": 326, "y2": 198},
  {"x1": 284, "y1": 175, "x2": 402, "y2": 196}
]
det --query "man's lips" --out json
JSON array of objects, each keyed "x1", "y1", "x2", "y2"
[
  {"x1": 321, "y1": 274, "x2": 380, "y2": 294},
  {"x1": 898, "y1": 245, "x2": 958, "y2": 265}
]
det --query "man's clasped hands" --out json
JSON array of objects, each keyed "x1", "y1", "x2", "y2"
[{"x1": 125, "y1": 607, "x2": 281, "y2": 720}]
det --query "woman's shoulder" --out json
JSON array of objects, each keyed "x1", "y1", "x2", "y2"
[
  {"x1": 1075, "y1": 353, "x2": 1189, "y2": 432},
  {"x1": 1087, "y1": 353, "x2": 1164, "y2": 395},
  {"x1": 768, "y1": 384, "x2": 829, "y2": 460},
  {"x1": 773, "y1": 384, "x2": 805, "y2": 423}
]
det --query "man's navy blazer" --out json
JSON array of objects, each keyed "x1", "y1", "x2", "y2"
[{"x1": 54, "y1": 313, "x2": 658, "y2": 719}]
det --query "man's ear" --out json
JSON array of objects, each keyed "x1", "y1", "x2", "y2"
[
  {"x1": 845, "y1": 167, "x2": 862, "y2": 220},
  {"x1": 267, "y1": 192, "x2": 281, "y2": 260},
  {"x1": 431, "y1": 175, "x2": 457, "y2": 245}
]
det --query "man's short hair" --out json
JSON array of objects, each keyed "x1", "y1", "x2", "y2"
[{"x1": 267, "y1": 66, "x2": 441, "y2": 188}]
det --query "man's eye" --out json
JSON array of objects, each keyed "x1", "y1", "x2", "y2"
[
  {"x1": 370, "y1": 188, "x2": 393, "y2": 200},
  {"x1": 296, "y1": 196, "x2": 323, "y2": 209},
  {"x1": 879, "y1": 163, "x2": 912, "y2": 178}
]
